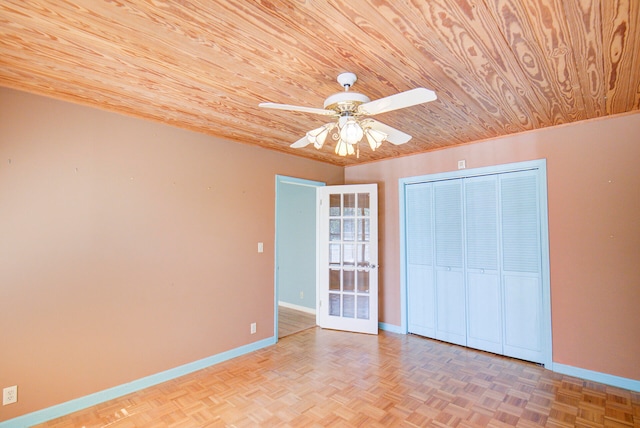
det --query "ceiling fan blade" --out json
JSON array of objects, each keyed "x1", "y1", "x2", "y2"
[
  {"x1": 366, "y1": 119, "x2": 412, "y2": 145},
  {"x1": 259, "y1": 102, "x2": 335, "y2": 116},
  {"x1": 290, "y1": 135, "x2": 311, "y2": 148},
  {"x1": 358, "y1": 88, "x2": 437, "y2": 116}
]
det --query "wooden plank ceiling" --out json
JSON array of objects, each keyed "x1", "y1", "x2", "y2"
[{"x1": 1, "y1": 1, "x2": 639, "y2": 166}]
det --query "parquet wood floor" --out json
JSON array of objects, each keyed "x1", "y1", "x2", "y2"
[
  {"x1": 278, "y1": 306, "x2": 316, "y2": 339},
  {"x1": 35, "y1": 328, "x2": 640, "y2": 427}
]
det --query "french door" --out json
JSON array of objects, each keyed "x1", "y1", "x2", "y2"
[{"x1": 317, "y1": 184, "x2": 378, "y2": 334}]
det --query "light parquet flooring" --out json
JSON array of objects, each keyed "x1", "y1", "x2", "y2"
[
  {"x1": 278, "y1": 306, "x2": 316, "y2": 339},
  {"x1": 36, "y1": 328, "x2": 640, "y2": 427}
]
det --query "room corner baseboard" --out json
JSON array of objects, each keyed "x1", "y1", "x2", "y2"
[
  {"x1": 379, "y1": 322, "x2": 404, "y2": 334},
  {"x1": 552, "y1": 363, "x2": 640, "y2": 392},
  {"x1": 278, "y1": 301, "x2": 316, "y2": 314},
  {"x1": 0, "y1": 336, "x2": 276, "y2": 428}
]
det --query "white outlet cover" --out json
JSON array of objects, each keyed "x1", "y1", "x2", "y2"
[{"x1": 3, "y1": 385, "x2": 17, "y2": 405}]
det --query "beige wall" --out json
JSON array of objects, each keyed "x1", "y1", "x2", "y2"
[
  {"x1": 345, "y1": 112, "x2": 640, "y2": 382},
  {"x1": 0, "y1": 87, "x2": 344, "y2": 421},
  {"x1": 2, "y1": 85, "x2": 638, "y2": 422}
]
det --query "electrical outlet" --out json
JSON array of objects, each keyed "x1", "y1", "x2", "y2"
[
  {"x1": 3, "y1": 385, "x2": 17, "y2": 405},
  {"x1": 250, "y1": 322, "x2": 257, "y2": 334},
  {"x1": 299, "y1": 291, "x2": 304, "y2": 299}
]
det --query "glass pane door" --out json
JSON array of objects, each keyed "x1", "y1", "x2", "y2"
[{"x1": 318, "y1": 184, "x2": 378, "y2": 334}]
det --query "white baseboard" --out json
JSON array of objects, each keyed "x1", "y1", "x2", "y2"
[
  {"x1": 278, "y1": 301, "x2": 316, "y2": 314},
  {"x1": 0, "y1": 336, "x2": 276, "y2": 428},
  {"x1": 552, "y1": 363, "x2": 640, "y2": 392}
]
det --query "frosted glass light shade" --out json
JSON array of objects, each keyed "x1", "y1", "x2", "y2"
[
  {"x1": 306, "y1": 123, "x2": 332, "y2": 149},
  {"x1": 335, "y1": 139, "x2": 355, "y2": 156},
  {"x1": 339, "y1": 118, "x2": 364, "y2": 145},
  {"x1": 364, "y1": 127, "x2": 387, "y2": 151}
]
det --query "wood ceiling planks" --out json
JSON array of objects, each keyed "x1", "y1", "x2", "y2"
[
  {"x1": 1, "y1": 0, "x2": 639, "y2": 166},
  {"x1": 562, "y1": 0, "x2": 606, "y2": 118},
  {"x1": 602, "y1": 0, "x2": 640, "y2": 114}
]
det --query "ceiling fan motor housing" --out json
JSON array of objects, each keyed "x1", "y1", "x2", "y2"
[
  {"x1": 323, "y1": 92, "x2": 370, "y2": 112},
  {"x1": 324, "y1": 72, "x2": 370, "y2": 113}
]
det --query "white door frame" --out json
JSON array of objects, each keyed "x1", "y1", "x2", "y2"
[{"x1": 398, "y1": 159, "x2": 552, "y2": 368}]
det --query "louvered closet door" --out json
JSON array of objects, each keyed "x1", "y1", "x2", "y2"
[
  {"x1": 434, "y1": 180, "x2": 466, "y2": 346},
  {"x1": 403, "y1": 164, "x2": 548, "y2": 365},
  {"x1": 406, "y1": 183, "x2": 435, "y2": 337},
  {"x1": 500, "y1": 170, "x2": 544, "y2": 363},
  {"x1": 464, "y1": 175, "x2": 502, "y2": 355}
]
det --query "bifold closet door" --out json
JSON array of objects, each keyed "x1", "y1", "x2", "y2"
[
  {"x1": 500, "y1": 171, "x2": 544, "y2": 363},
  {"x1": 406, "y1": 183, "x2": 435, "y2": 338},
  {"x1": 434, "y1": 180, "x2": 466, "y2": 346},
  {"x1": 404, "y1": 167, "x2": 546, "y2": 365},
  {"x1": 464, "y1": 175, "x2": 502, "y2": 355}
]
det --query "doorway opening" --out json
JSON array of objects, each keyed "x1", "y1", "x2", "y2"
[{"x1": 275, "y1": 176, "x2": 324, "y2": 339}]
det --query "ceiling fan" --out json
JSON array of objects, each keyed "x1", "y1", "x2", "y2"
[{"x1": 259, "y1": 72, "x2": 437, "y2": 157}]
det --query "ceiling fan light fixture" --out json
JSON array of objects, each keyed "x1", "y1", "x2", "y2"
[
  {"x1": 339, "y1": 117, "x2": 364, "y2": 145},
  {"x1": 335, "y1": 139, "x2": 355, "y2": 156},
  {"x1": 364, "y1": 127, "x2": 387, "y2": 151},
  {"x1": 306, "y1": 123, "x2": 333, "y2": 149}
]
